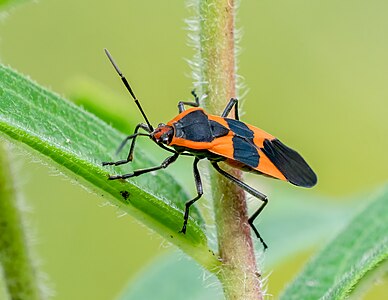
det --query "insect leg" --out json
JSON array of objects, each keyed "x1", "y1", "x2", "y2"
[
  {"x1": 221, "y1": 98, "x2": 239, "y2": 120},
  {"x1": 179, "y1": 157, "x2": 203, "y2": 234},
  {"x1": 178, "y1": 90, "x2": 200, "y2": 113},
  {"x1": 211, "y1": 162, "x2": 268, "y2": 249},
  {"x1": 108, "y1": 153, "x2": 180, "y2": 180},
  {"x1": 102, "y1": 123, "x2": 151, "y2": 166}
]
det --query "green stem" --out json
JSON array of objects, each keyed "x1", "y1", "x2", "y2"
[
  {"x1": 193, "y1": 0, "x2": 263, "y2": 298},
  {"x1": 0, "y1": 143, "x2": 44, "y2": 300}
]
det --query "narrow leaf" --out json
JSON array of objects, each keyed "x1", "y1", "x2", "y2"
[
  {"x1": 280, "y1": 186, "x2": 388, "y2": 300},
  {"x1": 0, "y1": 143, "x2": 44, "y2": 299},
  {"x1": 66, "y1": 76, "x2": 137, "y2": 133},
  {"x1": 258, "y1": 188, "x2": 357, "y2": 267},
  {"x1": 0, "y1": 65, "x2": 219, "y2": 270}
]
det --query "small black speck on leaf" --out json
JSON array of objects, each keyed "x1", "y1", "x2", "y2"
[{"x1": 120, "y1": 190, "x2": 130, "y2": 201}]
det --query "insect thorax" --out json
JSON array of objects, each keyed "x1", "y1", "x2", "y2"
[{"x1": 173, "y1": 110, "x2": 229, "y2": 142}]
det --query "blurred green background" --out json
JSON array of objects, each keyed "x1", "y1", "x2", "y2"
[{"x1": 0, "y1": 0, "x2": 387, "y2": 299}]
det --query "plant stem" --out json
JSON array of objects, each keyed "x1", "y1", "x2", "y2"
[
  {"x1": 193, "y1": 0, "x2": 263, "y2": 299},
  {"x1": 0, "y1": 143, "x2": 43, "y2": 300}
]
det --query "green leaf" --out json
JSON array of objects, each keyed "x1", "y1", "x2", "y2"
[
  {"x1": 117, "y1": 252, "x2": 222, "y2": 300},
  {"x1": 117, "y1": 192, "x2": 357, "y2": 300},
  {"x1": 66, "y1": 76, "x2": 137, "y2": 133},
  {"x1": 0, "y1": 270, "x2": 9, "y2": 300},
  {"x1": 280, "y1": 186, "x2": 388, "y2": 300},
  {"x1": 0, "y1": 143, "x2": 44, "y2": 300},
  {"x1": 0, "y1": 65, "x2": 219, "y2": 270},
  {"x1": 257, "y1": 188, "x2": 357, "y2": 267}
]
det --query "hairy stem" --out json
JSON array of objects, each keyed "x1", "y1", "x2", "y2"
[
  {"x1": 192, "y1": 0, "x2": 263, "y2": 298},
  {"x1": 0, "y1": 143, "x2": 44, "y2": 300}
]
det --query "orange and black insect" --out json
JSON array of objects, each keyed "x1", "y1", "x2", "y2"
[{"x1": 102, "y1": 49, "x2": 317, "y2": 249}]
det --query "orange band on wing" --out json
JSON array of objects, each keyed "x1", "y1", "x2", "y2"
[
  {"x1": 256, "y1": 150, "x2": 287, "y2": 181},
  {"x1": 247, "y1": 124, "x2": 275, "y2": 148}
]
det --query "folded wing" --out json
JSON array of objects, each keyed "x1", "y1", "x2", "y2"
[{"x1": 261, "y1": 139, "x2": 317, "y2": 187}]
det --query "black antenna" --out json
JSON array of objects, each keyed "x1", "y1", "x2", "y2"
[{"x1": 104, "y1": 48, "x2": 154, "y2": 132}]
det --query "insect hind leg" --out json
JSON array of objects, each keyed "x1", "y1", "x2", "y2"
[
  {"x1": 211, "y1": 161, "x2": 268, "y2": 249},
  {"x1": 248, "y1": 199, "x2": 268, "y2": 249}
]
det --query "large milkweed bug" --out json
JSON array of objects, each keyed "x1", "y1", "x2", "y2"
[{"x1": 102, "y1": 49, "x2": 317, "y2": 249}]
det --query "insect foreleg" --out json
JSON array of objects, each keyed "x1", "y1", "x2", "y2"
[
  {"x1": 102, "y1": 123, "x2": 151, "y2": 166},
  {"x1": 108, "y1": 153, "x2": 180, "y2": 180}
]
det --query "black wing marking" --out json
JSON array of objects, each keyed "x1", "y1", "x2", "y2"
[
  {"x1": 209, "y1": 120, "x2": 229, "y2": 138},
  {"x1": 262, "y1": 139, "x2": 317, "y2": 187},
  {"x1": 224, "y1": 118, "x2": 260, "y2": 167},
  {"x1": 232, "y1": 136, "x2": 260, "y2": 167},
  {"x1": 225, "y1": 118, "x2": 254, "y2": 138}
]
